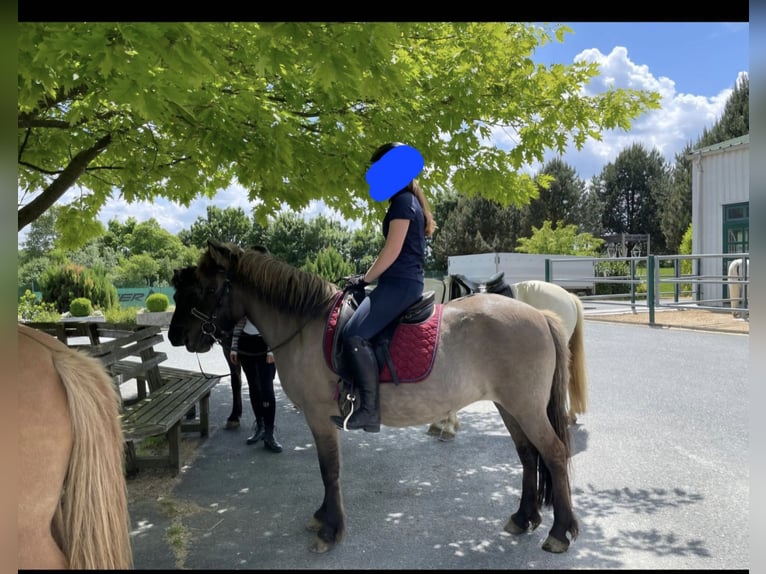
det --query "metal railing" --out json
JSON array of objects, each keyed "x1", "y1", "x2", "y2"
[{"x1": 545, "y1": 253, "x2": 749, "y2": 326}]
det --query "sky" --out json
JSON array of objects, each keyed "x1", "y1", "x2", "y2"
[{"x1": 17, "y1": 22, "x2": 750, "y2": 248}]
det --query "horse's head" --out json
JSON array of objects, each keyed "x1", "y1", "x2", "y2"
[{"x1": 168, "y1": 245, "x2": 244, "y2": 352}]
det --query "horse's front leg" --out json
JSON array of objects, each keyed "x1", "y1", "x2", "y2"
[{"x1": 304, "y1": 423, "x2": 345, "y2": 553}]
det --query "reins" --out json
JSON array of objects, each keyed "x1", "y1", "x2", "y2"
[{"x1": 189, "y1": 276, "x2": 335, "y2": 361}]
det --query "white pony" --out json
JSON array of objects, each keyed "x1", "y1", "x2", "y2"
[{"x1": 727, "y1": 258, "x2": 750, "y2": 319}]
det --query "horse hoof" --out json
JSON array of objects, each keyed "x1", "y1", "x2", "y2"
[
  {"x1": 426, "y1": 423, "x2": 443, "y2": 436},
  {"x1": 542, "y1": 535, "x2": 569, "y2": 553},
  {"x1": 224, "y1": 420, "x2": 240, "y2": 430},
  {"x1": 438, "y1": 431, "x2": 456, "y2": 442},
  {"x1": 310, "y1": 537, "x2": 333, "y2": 553},
  {"x1": 305, "y1": 517, "x2": 321, "y2": 532},
  {"x1": 504, "y1": 515, "x2": 526, "y2": 535}
]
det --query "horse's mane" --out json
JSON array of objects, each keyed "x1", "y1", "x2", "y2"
[{"x1": 199, "y1": 246, "x2": 340, "y2": 319}]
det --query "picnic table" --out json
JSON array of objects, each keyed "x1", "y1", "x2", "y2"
[{"x1": 24, "y1": 321, "x2": 224, "y2": 476}]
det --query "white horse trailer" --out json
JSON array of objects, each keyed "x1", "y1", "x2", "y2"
[{"x1": 447, "y1": 253, "x2": 596, "y2": 295}]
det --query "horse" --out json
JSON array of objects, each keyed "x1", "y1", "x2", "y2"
[
  {"x1": 17, "y1": 323, "x2": 133, "y2": 569},
  {"x1": 727, "y1": 257, "x2": 749, "y2": 319},
  {"x1": 168, "y1": 240, "x2": 579, "y2": 555},
  {"x1": 426, "y1": 274, "x2": 587, "y2": 440},
  {"x1": 171, "y1": 266, "x2": 249, "y2": 430}
]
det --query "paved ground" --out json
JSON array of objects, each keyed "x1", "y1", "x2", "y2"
[{"x1": 126, "y1": 316, "x2": 749, "y2": 570}]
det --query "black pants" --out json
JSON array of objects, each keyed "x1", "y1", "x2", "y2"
[{"x1": 238, "y1": 334, "x2": 278, "y2": 428}]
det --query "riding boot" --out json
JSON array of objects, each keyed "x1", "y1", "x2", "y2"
[
  {"x1": 331, "y1": 336, "x2": 381, "y2": 433},
  {"x1": 263, "y1": 426, "x2": 283, "y2": 453},
  {"x1": 246, "y1": 417, "x2": 265, "y2": 445}
]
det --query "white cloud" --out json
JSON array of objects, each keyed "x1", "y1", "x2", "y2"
[{"x1": 525, "y1": 47, "x2": 744, "y2": 181}]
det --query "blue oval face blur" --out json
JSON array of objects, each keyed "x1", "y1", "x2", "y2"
[{"x1": 365, "y1": 144, "x2": 424, "y2": 201}]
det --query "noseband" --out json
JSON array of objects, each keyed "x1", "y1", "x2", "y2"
[{"x1": 190, "y1": 274, "x2": 232, "y2": 345}]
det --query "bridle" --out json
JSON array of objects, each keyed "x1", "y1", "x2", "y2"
[
  {"x1": 190, "y1": 274, "x2": 232, "y2": 347},
  {"x1": 187, "y1": 272, "x2": 323, "y2": 357}
]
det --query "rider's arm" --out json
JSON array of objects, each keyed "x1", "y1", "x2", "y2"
[{"x1": 363, "y1": 218, "x2": 408, "y2": 283}]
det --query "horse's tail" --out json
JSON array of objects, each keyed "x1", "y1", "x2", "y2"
[
  {"x1": 566, "y1": 294, "x2": 588, "y2": 419},
  {"x1": 52, "y1": 347, "x2": 133, "y2": 569},
  {"x1": 539, "y1": 311, "x2": 572, "y2": 508}
]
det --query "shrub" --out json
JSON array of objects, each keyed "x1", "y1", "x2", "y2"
[
  {"x1": 104, "y1": 306, "x2": 138, "y2": 324},
  {"x1": 41, "y1": 262, "x2": 118, "y2": 313},
  {"x1": 70, "y1": 297, "x2": 94, "y2": 317},
  {"x1": 594, "y1": 259, "x2": 631, "y2": 296},
  {"x1": 145, "y1": 293, "x2": 170, "y2": 312},
  {"x1": 17, "y1": 290, "x2": 61, "y2": 322}
]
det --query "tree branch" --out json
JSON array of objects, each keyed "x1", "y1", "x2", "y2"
[{"x1": 18, "y1": 133, "x2": 112, "y2": 231}]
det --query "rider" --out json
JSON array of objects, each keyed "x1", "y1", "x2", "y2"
[{"x1": 330, "y1": 142, "x2": 437, "y2": 432}]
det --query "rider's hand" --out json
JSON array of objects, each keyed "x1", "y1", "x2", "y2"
[
  {"x1": 229, "y1": 351, "x2": 239, "y2": 364},
  {"x1": 346, "y1": 274, "x2": 368, "y2": 290}
]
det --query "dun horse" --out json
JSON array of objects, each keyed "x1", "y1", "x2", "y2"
[
  {"x1": 17, "y1": 324, "x2": 133, "y2": 569},
  {"x1": 169, "y1": 240, "x2": 579, "y2": 554},
  {"x1": 427, "y1": 276, "x2": 588, "y2": 440}
]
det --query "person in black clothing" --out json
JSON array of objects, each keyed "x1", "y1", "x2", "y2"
[{"x1": 228, "y1": 245, "x2": 283, "y2": 453}]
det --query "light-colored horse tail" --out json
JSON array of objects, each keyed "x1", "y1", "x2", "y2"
[
  {"x1": 566, "y1": 294, "x2": 588, "y2": 419},
  {"x1": 52, "y1": 347, "x2": 133, "y2": 569},
  {"x1": 539, "y1": 310, "x2": 572, "y2": 507}
]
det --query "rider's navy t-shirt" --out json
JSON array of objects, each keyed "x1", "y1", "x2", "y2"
[{"x1": 380, "y1": 190, "x2": 425, "y2": 285}]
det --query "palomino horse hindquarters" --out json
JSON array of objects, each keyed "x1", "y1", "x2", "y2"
[
  {"x1": 17, "y1": 324, "x2": 133, "y2": 569},
  {"x1": 727, "y1": 258, "x2": 750, "y2": 319},
  {"x1": 168, "y1": 241, "x2": 579, "y2": 555}
]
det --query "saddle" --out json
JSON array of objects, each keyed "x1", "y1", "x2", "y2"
[
  {"x1": 450, "y1": 272, "x2": 514, "y2": 299},
  {"x1": 323, "y1": 289, "x2": 443, "y2": 385}
]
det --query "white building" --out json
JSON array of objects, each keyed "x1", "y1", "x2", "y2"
[{"x1": 687, "y1": 134, "x2": 749, "y2": 306}]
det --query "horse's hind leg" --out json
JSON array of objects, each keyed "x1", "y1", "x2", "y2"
[
  {"x1": 494, "y1": 404, "x2": 542, "y2": 534},
  {"x1": 514, "y1": 410, "x2": 578, "y2": 553},
  {"x1": 426, "y1": 411, "x2": 460, "y2": 441}
]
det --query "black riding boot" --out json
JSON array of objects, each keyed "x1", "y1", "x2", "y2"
[
  {"x1": 331, "y1": 336, "x2": 380, "y2": 433},
  {"x1": 247, "y1": 417, "x2": 265, "y2": 445},
  {"x1": 263, "y1": 426, "x2": 283, "y2": 453}
]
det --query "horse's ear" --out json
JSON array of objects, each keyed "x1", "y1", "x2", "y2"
[{"x1": 207, "y1": 239, "x2": 233, "y2": 269}]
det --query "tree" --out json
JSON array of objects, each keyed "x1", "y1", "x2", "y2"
[
  {"x1": 661, "y1": 144, "x2": 694, "y2": 253},
  {"x1": 302, "y1": 246, "x2": 355, "y2": 283},
  {"x1": 19, "y1": 204, "x2": 60, "y2": 261},
  {"x1": 347, "y1": 225, "x2": 384, "y2": 274},
  {"x1": 578, "y1": 176, "x2": 605, "y2": 238},
  {"x1": 18, "y1": 22, "x2": 660, "y2": 246},
  {"x1": 699, "y1": 74, "x2": 749, "y2": 146},
  {"x1": 521, "y1": 158, "x2": 585, "y2": 237},
  {"x1": 266, "y1": 213, "x2": 353, "y2": 268},
  {"x1": 516, "y1": 220, "x2": 604, "y2": 256},
  {"x1": 179, "y1": 205, "x2": 255, "y2": 249},
  {"x1": 430, "y1": 195, "x2": 522, "y2": 267},
  {"x1": 598, "y1": 143, "x2": 670, "y2": 253},
  {"x1": 112, "y1": 254, "x2": 161, "y2": 287}
]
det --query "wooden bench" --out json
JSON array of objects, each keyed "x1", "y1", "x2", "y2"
[{"x1": 24, "y1": 321, "x2": 224, "y2": 476}]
